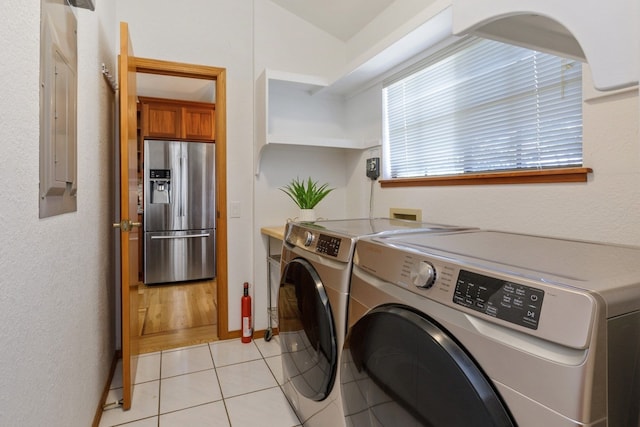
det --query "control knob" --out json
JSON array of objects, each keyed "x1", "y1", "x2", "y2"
[
  {"x1": 303, "y1": 231, "x2": 314, "y2": 247},
  {"x1": 411, "y1": 261, "x2": 436, "y2": 289}
]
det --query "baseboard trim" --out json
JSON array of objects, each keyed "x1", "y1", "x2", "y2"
[
  {"x1": 227, "y1": 328, "x2": 279, "y2": 341},
  {"x1": 92, "y1": 350, "x2": 121, "y2": 427}
]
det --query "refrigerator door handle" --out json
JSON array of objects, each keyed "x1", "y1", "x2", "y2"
[
  {"x1": 150, "y1": 233, "x2": 211, "y2": 240},
  {"x1": 179, "y1": 156, "x2": 184, "y2": 217}
]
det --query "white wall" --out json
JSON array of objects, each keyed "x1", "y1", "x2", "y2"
[
  {"x1": 253, "y1": 0, "x2": 346, "y2": 78},
  {"x1": 0, "y1": 1, "x2": 117, "y2": 425},
  {"x1": 344, "y1": 0, "x2": 445, "y2": 72},
  {"x1": 115, "y1": 0, "x2": 255, "y2": 331},
  {"x1": 335, "y1": 1, "x2": 640, "y2": 246},
  {"x1": 345, "y1": 67, "x2": 640, "y2": 246},
  {"x1": 115, "y1": 0, "x2": 457, "y2": 334},
  {"x1": 255, "y1": 0, "x2": 640, "y2": 334},
  {"x1": 252, "y1": 0, "x2": 353, "y2": 330},
  {"x1": 114, "y1": 0, "x2": 350, "y2": 334},
  {"x1": 1, "y1": 4, "x2": 636, "y2": 423},
  {"x1": 253, "y1": 144, "x2": 350, "y2": 328},
  {"x1": 115, "y1": 0, "x2": 347, "y2": 333}
]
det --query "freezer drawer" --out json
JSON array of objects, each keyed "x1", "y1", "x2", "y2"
[{"x1": 144, "y1": 229, "x2": 215, "y2": 284}]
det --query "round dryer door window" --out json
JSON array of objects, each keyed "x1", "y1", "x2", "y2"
[
  {"x1": 341, "y1": 304, "x2": 515, "y2": 427},
  {"x1": 278, "y1": 258, "x2": 337, "y2": 401}
]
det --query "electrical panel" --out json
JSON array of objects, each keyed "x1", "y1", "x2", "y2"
[{"x1": 39, "y1": 0, "x2": 78, "y2": 218}]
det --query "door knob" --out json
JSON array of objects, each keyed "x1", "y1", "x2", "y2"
[{"x1": 113, "y1": 220, "x2": 141, "y2": 232}]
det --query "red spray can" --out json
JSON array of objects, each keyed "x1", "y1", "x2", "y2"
[{"x1": 241, "y1": 282, "x2": 252, "y2": 343}]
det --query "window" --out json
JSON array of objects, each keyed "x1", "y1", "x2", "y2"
[{"x1": 382, "y1": 37, "x2": 587, "y2": 186}]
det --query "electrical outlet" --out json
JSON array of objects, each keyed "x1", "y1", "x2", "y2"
[{"x1": 366, "y1": 157, "x2": 380, "y2": 180}]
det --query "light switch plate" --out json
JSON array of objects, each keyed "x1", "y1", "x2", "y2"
[{"x1": 230, "y1": 201, "x2": 241, "y2": 218}]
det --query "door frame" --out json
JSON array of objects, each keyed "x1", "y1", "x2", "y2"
[{"x1": 134, "y1": 57, "x2": 230, "y2": 338}]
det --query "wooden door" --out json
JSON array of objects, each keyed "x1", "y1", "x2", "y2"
[{"x1": 117, "y1": 21, "x2": 140, "y2": 410}]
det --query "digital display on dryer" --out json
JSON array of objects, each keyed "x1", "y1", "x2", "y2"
[
  {"x1": 453, "y1": 270, "x2": 544, "y2": 330},
  {"x1": 316, "y1": 234, "x2": 341, "y2": 257}
]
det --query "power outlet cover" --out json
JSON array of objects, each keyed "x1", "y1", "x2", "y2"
[{"x1": 366, "y1": 157, "x2": 380, "y2": 180}]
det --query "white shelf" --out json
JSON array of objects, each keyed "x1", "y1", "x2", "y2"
[
  {"x1": 267, "y1": 134, "x2": 364, "y2": 149},
  {"x1": 265, "y1": 69, "x2": 329, "y2": 90},
  {"x1": 255, "y1": 69, "x2": 374, "y2": 175},
  {"x1": 253, "y1": 5, "x2": 459, "y2": 175}
]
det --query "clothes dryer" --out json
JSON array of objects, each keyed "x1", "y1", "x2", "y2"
[
  {"x1": 278, "y1": 218, "x2": 471, "y2": 426},
  {"x1": 342, "y1": 230, "x2": 640, "y2": 426}
]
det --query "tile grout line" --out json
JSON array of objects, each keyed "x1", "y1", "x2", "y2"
[
  {"x1": 208, "y1": 339, "x2": 233, "y2": 426},
  {"x1": 256, "y1": 337, "x2": 301, "y2": 424},
  {"x1": 156, "y1": 350, "x2": 162, "y2": 426},
  {"x1": 102, "y1": 337, "x2": 298, "y2": 426}
]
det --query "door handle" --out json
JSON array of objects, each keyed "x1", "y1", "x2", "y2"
[
  {"x1": 150, "y1": 233, "x2": 210, "y2": 240},
  {"x1": 113, "y1": 220, "x2": 142, "y2": 232}
]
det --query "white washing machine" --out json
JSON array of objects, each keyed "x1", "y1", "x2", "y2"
[
  {"x1": 278, "y1": 218, "x2": 472, "y2": 426},
  {"x1": 341, "y1": 230, "x2": 640, "y2": 426}
]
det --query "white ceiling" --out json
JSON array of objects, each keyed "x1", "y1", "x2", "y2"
[
  {"x1": 270, "y1": 0, "x2": 396, "y2": 41},
  {"x1": 137, "y1": 0, "x2": 396, "y2": 101},
  {"x1": 137, "y1": 74, "x2": 215, "y2": 103}
]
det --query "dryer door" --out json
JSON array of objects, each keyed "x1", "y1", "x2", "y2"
[
  {"x1": 341, "y1": 304, "x2": 515, "y2": 427},
  {"x1": 278, "y1": 258, "x2": 337, "y2": 401}
]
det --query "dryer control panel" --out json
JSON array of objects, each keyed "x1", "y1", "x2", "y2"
[{"x1": 454, "y1": 270, "x2": 545, "y2": 330}]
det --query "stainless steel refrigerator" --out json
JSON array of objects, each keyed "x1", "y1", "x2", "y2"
[{"x1": 143, "y1": 139, "x2": 216, "y2": 284}]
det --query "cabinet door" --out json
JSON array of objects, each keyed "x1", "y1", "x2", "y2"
[
  {"x1": 183, "y1": 106, "x2": 215, "y2": 140},
  {"x1": 143, "y1": 102, "x2": 181, "y2": 139}
]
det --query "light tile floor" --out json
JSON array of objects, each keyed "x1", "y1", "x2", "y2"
[{"x1": 99, "y1": 336, "x2": 301, "y2": 427}]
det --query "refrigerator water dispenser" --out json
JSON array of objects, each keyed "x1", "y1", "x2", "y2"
[{"x1": 149, "y1": 169, "x2": 171, "y2": 204}]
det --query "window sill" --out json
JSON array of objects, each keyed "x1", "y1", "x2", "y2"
[{"x1": 379, "y1": 167, "x2": 593, "y2": 187}]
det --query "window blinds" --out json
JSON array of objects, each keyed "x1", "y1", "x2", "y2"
[{"x1": 383, "y1": 37, "x2": 583, "y2": 179}]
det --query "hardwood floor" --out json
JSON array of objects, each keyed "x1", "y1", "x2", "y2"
[{"x1": 137, "y1": 279, "x2": 218, "y2": 354}]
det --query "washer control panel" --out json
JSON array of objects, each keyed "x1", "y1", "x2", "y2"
[
  {"x1": 285, "y1": 224, "x2": 354, "y2": 263},
  {"x1": 316, "y1": 234, "x2": 342, "y2": 257},
  {"x1": 410, "y1": 261, "x2": 436, "y2": 289},
  {"x1": 354, "y1": 236, "x2": 597, "y2": 348},
  {"x1": 453, "y1": 270, "x2": 544, "y2": 330}
]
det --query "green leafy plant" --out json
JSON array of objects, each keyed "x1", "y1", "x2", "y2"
[{"x1": 280, "y1": 177, "x2": 334, "y2": 209}]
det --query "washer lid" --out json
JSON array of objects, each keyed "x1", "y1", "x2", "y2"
[
  {"x1": 285, "y1": 218, "x2": 473, "y2": 263},
  {"x1": 296, "y1": 217, "x2": 470, "y2": 237}
]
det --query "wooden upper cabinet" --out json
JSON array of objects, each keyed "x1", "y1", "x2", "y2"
[
  {"x1": 140, "y1": 97, "x2": 215, "y2": 141},
  {"x1": 183, "y1": 106, "x2": 215, "y2": 141},
  {"x1": 143, "y1": 101, "x2": 182, "y2": 139}
]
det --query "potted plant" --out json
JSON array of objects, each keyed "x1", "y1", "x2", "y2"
[{"x1": 280, "y1": 177, "x2": 334, "y2": 221}]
